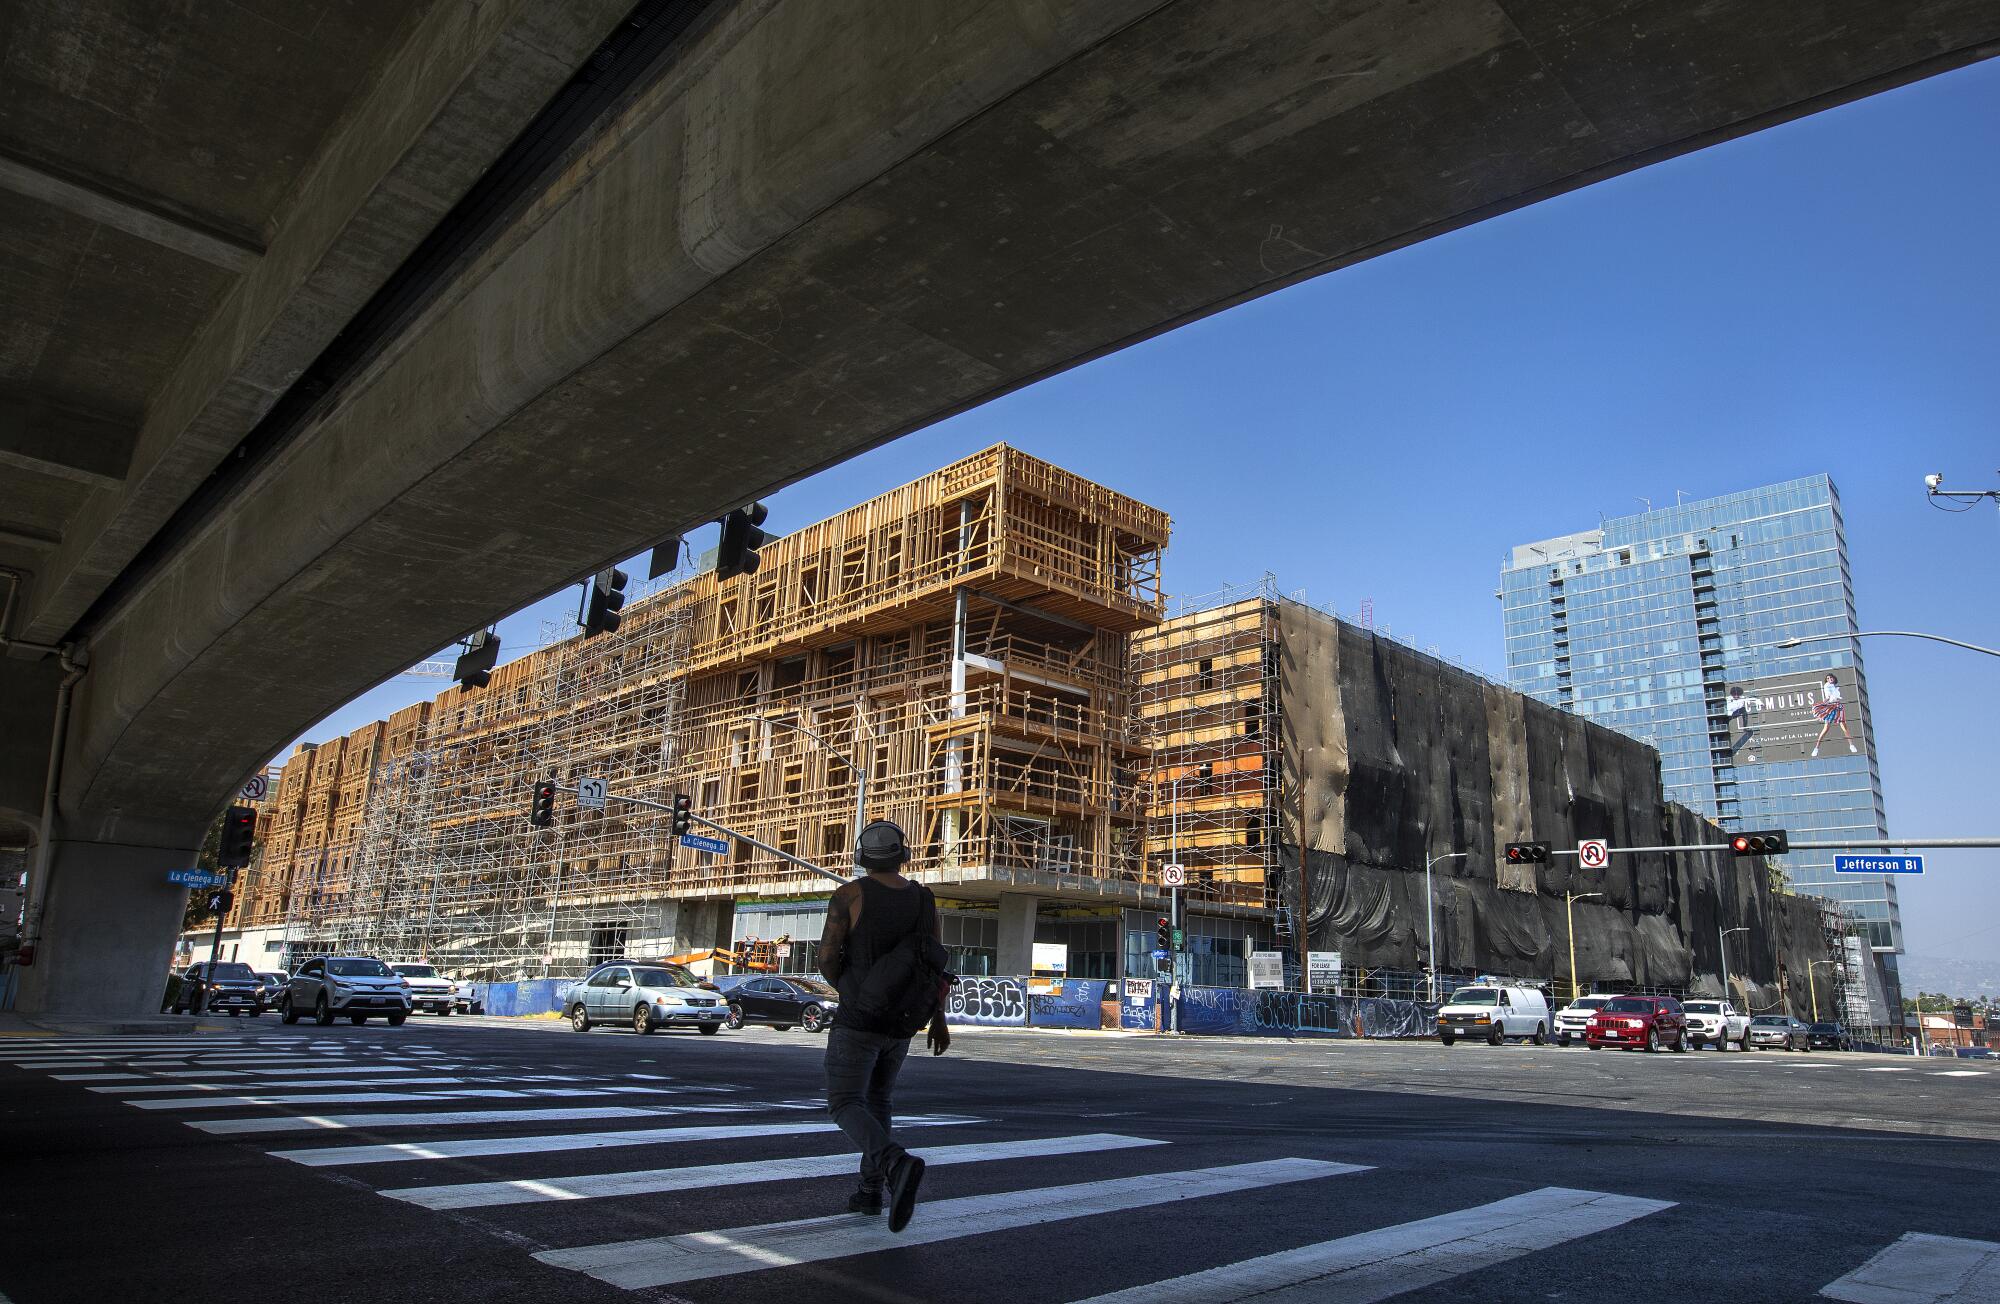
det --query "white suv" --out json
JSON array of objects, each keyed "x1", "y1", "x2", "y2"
[
  {"x1": 1682, "y1": 998, "x2": 1750, "y2": 1050},
  {"x1": 283, "y1": 956, "x2": 412, "y2": 1026},
  {"x1": 1553, "y1": 993, "x2": 1622, "y2": 1047},
  {"x1": 391, "y1": 963, "x2": 459, "y2": 1016}
]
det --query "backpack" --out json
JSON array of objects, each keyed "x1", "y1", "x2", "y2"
[{"x1": 845, "y1": 888, "x2": 957, "y2": 1037}]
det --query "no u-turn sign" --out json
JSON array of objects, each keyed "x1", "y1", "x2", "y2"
[{"x1": 1577, "y1": 839, "x2": 1610, "y2": 870}]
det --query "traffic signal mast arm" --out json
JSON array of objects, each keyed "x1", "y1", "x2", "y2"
[
  {"x1": 1547, "y1": 836, "x2": 2000, "y2": 857},
  {"x1": 565, "y1": 785, "x2": 849, "y2": 884}
]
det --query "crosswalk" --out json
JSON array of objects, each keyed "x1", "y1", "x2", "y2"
[{"x1": 2, "y1": 1031, "x2": 1991, "y2": 1302}]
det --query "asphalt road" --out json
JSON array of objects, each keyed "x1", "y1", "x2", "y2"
[{"x1": 3, "y1": 1018, "x2": 1995, "y2": 1303}]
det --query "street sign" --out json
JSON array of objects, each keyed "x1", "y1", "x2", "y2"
[
  {"x1": 167, "y1": 868, "x2": 227, "y2": 889},
  {"x1": 776, "y1": 943, "x2": 792, "y2": 959},
  {"x1": 239, "y1": 774, "x2": 268, "y2": 801},
  {"x1": 1835, "y1": 854, "x2": 1923, "y2": 875},
  {"x1": 680, "y1": 833, "x2": 729, "y2": 855},
  {"x1": 1161, "y1": 862, "x2": 1187, "y2": 888},
  {"x1": 1577, "y1": 839, "x2": 1609, "y2": 870},
  {"x1": 576, "y1": 777, "x2": 607, "y2": 811},
  {"x1": 1151, "y1": 948, "x2": 1169, "y2": 961}
]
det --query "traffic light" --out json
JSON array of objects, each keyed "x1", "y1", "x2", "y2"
[
  {"x1": 208, "y1": 888, "x2": 235, "y2": 916},
  {"x1": 530, "y1": 779, "x2": 557, "y2": 828},
  {"x1": 218, "y1": 804, "x2": 257, "y2": 868},
  {"x1": 452, "y1": 629, "x2": 500, "y2": 690},
  {"x1": 1730, "y1": 829, "x2": 1789, "y2": 856},
  {"x1": 671, "y1": 793, "x2": 692, "y2": 836},
  {"x1": 715, "y1": 503, "x2": 771, "y2": 580},
  {"x1": 1503, "y1": 841, "x2": 1552, "y2": 865},
  {"x1": 583, "y1": 566, "x2": 629, "y2": 637},
  {"x1": 1156, "y1": 916, "x2": 1171, "y2": 951}
]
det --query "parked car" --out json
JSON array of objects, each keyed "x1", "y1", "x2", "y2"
[
  {"x1": 171, "y1": 956, "x2": 270, "y2": 1020},
  {"x1": 170, "y1": 961, "x2": 268, "y2": 1016},
  {"x1": 560, "y1": 961, "x2": 726, "y2": 1035},
  {"x1": 725, "y1": 975, "x2": 841, "y2": 1033},
  {"x1": 1436, "y1": 984, "x2": 1552, "y2": 1046},
  {"x1": 1553, "y1": 993, "x2": 1618, "y2": 1047},
  {"x1": 1747, "y1": 1014, "x2": 1810, "y2": 1051},
  {"x1": 390, "y1": 963, "x2": 459, "y2": 1016},
  {"x1": 282, "y1": 955, "x2": 411, "y2": 1026},
  {"x1": 1806, "y1": 1021, "x2": 1849, "y2": 1051},
  {"x1": 1683, "y1": 999, "x2": 1752, "y2": 1051},
  {"x1": 1585, "y1": 995, "x2": 1688, "y2": 1052},
  {"x1": 255, "y1": 971, "x2": 289, "y2": 1008}
]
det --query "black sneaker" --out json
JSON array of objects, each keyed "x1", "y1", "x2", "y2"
[
  {"x1": 847, "y1": 1188, "x2": 883, "y2": 1216},
  {"x1": 887, "y1": 1152, "x2": 925, "y2": 1233}
]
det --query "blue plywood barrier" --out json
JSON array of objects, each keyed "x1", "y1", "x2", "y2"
[
  {"x1": 1026, "y1": 979, "x2": 1107, "y2": 1028},
  {"x1": 1174, "y1": 986, "x2": 1436, "y2": 1038},
  {"x1": 475, "y1": 979, "x2": 570, "y2": 1017}
]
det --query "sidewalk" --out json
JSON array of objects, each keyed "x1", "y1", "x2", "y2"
[{"x1": 0, "y1": 1009, "x2": 229, "y2": 1036}]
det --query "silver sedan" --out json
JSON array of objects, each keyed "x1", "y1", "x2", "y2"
[{"x1": 1747, "y1": 1015, "x2": 1810, "y2": 1051}]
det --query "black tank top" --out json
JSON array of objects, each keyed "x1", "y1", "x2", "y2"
[{"x1": 835, "y1": 877, "x2": 933, "y2": 1011}]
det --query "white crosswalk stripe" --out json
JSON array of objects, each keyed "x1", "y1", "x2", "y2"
[
  {"x1": 271, "y1": 1116, "x2": 979, "y2": 1167},
  {"x1": 1820, "y1": 1232, "x2": 2000, "y2": 1302},
  {"x1": 189, "y1": 1100, "x2": 798, "y2": 1135},
  {"x1": 536, "y1": 1158, "x2": 1364, "y2": 1289},
  {"x1": 1066, "y1": 1186, "x2": 1675, "y2": 1303},
  {"x1": 381, "y1": 1133, "x2": 1164, "y2": 1210},
  {"x1": 128, "y1": 1084, "x2": 730, "y2": 1110}
]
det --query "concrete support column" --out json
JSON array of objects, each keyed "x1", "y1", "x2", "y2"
[
  {"x1": 16, "y1": 836, "x2": 198, "y2": 1018},
  {"x1": 996, "y1": 892, "x2": 1038, "y2": 975}
]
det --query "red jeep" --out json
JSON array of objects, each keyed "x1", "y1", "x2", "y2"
[{"x1": 1584, "y1": 995, "x2": 1688, "y2": 1052}]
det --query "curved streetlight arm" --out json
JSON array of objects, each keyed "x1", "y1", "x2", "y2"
[
  {"x1": 761, "y1": 714, "x2": 870, "y2": 851},
  {"x1": 1422, "y1": 851, "x2": 1469, "y2": 1003},
  {"x1": 1778, "y1": 630, "x2": 2000, "y2": 660}
]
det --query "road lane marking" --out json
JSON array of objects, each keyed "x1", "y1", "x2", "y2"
[
  {"x1": 188, "y1": 1102, "x2": 783, "y2": 1134},
  {"x1": 382, "y1": 1133, "x2": 1166, "y2": 1209},
  {"x1": 535, "y1": 1158, "x2": 1366, "y2": 1290},
  {"x1": 96, "y1": 1078, "x2": 475, "y2": 1093},
  {"x1": 1932, "y1": 1070, "x2": 1986, "y2": 1078},
  {"x1": 270, "y1": 1116, "x2": 980, "y2": 1167},
  {"x1": 1820, "y1": 1232, "x2": 2000, "y2": 1302},
  {"x1": 1066, "y1": 1186, "x2": 1674, "y2": 1303}
]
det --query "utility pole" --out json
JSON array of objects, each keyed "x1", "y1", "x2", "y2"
[{"x1": 1565, "y1": 890, "x2": 1603, "y2": 1002}]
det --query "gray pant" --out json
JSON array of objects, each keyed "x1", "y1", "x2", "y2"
[{"x1": 825, "y1": 1024, "x2": 911, "y2": 1191}]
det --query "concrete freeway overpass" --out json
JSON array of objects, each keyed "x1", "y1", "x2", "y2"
[{"x1": 2, "y1": 0, "x2": 1994, "y2": 1016}]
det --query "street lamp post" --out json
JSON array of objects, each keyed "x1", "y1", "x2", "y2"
[
  {"x1": 1807, "y1": 958, "x2": 1839, "y2": 1024},
  {"x1": 1719, "y1": 926, "x2": 1749, "y2": 1007},
  {"x1": 1565, "y1": 891, "x2": 1603, "y2": 1002},
  {"x1": 760, "y1": 713, "x2": 872, "y2": 860},
  {"x1": 1778, "y1": 631, "x2": 2000, "y2": 660},
  {"x1": 1424, "y1": 851, "x2": 1468, "y2": 1002}
]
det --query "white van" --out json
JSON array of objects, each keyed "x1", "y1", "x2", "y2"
[{"x1": 1436, "y1": 984, "x2": 1552, "y2": 1046}]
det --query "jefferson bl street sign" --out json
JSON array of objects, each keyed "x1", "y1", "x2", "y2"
[{"x1": 1834, "y1": 854, "x2": 1922, "y2": 875}]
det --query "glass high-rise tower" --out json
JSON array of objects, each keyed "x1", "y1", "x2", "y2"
[{"x1": 1500, "y1": 477, "x2": 1899, "y2": 1018}]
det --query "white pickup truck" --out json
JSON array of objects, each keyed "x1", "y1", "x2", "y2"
[{"x1": 1682, "y1": 998, "x2": 1750, "y2": 1050}]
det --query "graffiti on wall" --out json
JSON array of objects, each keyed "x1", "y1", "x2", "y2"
[
  {"x1": 946, "y1": 976, "x2": 1027, "y2": 1026},
  {"x1": 1028, "y1": 979, "x2": 1107, "y2": 1028}
]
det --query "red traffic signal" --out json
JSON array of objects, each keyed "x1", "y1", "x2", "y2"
[
  {"x1": 529, "y1": 779, "x2": 557, "y2": 828},
  {"x1": 671, "y1": 793, "x2": 692, "y2": 836},
  {"x1": 1503, "y1": 841, "x2": 1551, "y2": 865},
  {"x1": 1729, "y1": 829, "x2": 1789, "y2": 856},
  {"x1": 218, "y1": 805, "x2": 257, "y2": 868}
]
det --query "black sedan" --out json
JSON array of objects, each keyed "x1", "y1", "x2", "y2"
[
  {"x1": 1806, "y1": 1021, "x2": 1849, "y2": 1051},
  {"x1": 724, "y1": 975, "x2": 841, "y2": 1033}
]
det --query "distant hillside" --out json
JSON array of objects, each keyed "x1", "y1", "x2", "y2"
[{"x1": 1898, "y1": 953, "x2": 2000, "y2": 1001}]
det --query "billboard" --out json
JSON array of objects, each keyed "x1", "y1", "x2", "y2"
[{"x1": 1724, "y1": 665, "x2": 1867, "y2": 766}]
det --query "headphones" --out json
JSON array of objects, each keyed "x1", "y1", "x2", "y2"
[{"x1": 855, "y1": 819, "x2": 910, "y2": 871}]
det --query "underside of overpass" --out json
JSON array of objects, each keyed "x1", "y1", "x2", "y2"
[{"x1": 2, "y1": 0, "x2": 1995, "y2": 1015}]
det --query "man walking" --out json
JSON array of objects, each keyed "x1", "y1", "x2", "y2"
[{"x1": 817, "y1": 819, "x2": 951, "y2": 1231}]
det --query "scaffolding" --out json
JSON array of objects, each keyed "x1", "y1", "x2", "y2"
[
  {"x1": 255, "y1": 446, "x2": 1170, "y2": 976},
  {"x1": 1132, "y1": 581, "x2": 1283, "y2": 923}
]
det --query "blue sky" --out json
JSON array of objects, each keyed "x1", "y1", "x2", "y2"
[{"x1": 298, "y1": 60, "x2": 2000, "y2": 964}]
